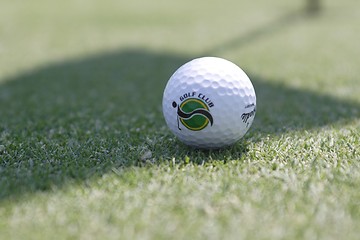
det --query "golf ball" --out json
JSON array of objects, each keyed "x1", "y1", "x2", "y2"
[{"x1": 162, "y1": 57, "x2": 256, "y2": 149}]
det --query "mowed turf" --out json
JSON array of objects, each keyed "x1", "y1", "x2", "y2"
[{"x1": 0, "y1": 0, "x2": 360, "y2": 239}]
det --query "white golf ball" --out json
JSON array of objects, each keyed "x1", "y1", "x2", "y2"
[{"x1": 162, "y1": 57, "x2": 256, "y2": 149}]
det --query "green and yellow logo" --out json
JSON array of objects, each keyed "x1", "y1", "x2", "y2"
[{"x1": 172, "y1": 98, "x2": 214, "y2": 131}]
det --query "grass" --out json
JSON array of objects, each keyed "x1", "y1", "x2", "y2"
[{"x1": 1, "y1": 0, "x2": 360, "y2": 239}]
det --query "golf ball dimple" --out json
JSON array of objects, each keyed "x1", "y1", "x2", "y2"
[{"x1": 162, "y1": 57, "x2": 256, "y2": 149}]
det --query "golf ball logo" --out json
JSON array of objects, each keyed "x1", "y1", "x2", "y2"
[{"x1": 172, "y1": 94, "x2": 214, "y2": 131}]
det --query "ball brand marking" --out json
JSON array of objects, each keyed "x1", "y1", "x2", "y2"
[
  {"x1": 172, "y1": 94, "x2": 214, "y2": 131},
  {"x1": 179, "y1": 92, "x2": 214, "y2": 108},
  {"x1": 198, "y1": 93, "x2": 214, "y2": 108},
  {"x1": 245, "y1": 103, "x2": 255, "y2": 109},
  {"x1": 179, "y1": 92, "x2": 196, "y2": 101},
  {"x1": 241, "y1": 108, "x2": 256, "y2": 123}
]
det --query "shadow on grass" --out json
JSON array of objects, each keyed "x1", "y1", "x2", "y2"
[{"x1": 0, "y1": 48, "x2": 359, "y2": 201}]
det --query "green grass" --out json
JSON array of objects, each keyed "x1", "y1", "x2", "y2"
[{"x1": 1, "y1": 0, "x2": 360, "y2": 239}]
